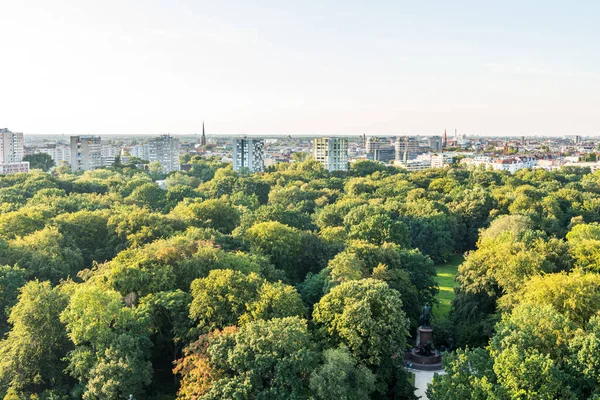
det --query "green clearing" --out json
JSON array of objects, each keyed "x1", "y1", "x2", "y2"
[{"x1": 433, "y1": 254, "x2": 463, "y2": 317}]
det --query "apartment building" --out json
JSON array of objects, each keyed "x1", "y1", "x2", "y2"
[
  {"x1": 313, "y1": 137, "x2": 349, "y2": 172},
  {"x1": 147, "y1": 134, "x2": 180, "y2": 172},
  {"x1": 70, "y1": 135, "x2": 102, "y2": 171},
  {"x1": 0, "y1": 128, "x2": 29, "y2": 174},
  {"x1": 232, "y1": 138, "x2": 265, "y2": 173}
]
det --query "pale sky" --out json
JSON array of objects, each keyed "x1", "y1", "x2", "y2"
[{"x1": 1, "y1": 0, "x2": 599, "y2": 136}]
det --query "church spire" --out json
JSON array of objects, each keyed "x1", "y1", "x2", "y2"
[{"x1": 201, "y1": 121, "x2": 206, "y2": 147}]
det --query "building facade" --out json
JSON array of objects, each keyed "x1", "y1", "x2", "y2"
[
  {"x1": 147, "y1": 134, "x2": 181, "y2": 173},
  {"x1": 0, "y1": 129, "x2": 29, "y2": 174},
  {"x1": 415, "y1": 153, "x2": 454, "y2": 168},
  {"x1": 70, "y1": 135, "x2": 102, "y2": 171},
  {"x1": 462, "y1": 156, "x2": 537, "y2": 173},
  {"x1": 366, "y1": 137, "x2": 395, "y2": 163},
  {"x1": 1, "y1": 129, "x2": 25, "y2": 164},
  {"x1": 427, "y1": 136, "x2": 443, "y2": 152},
  {"x1": 396, "y1": 159, "x2": 431, "y2": 172},
  {"x1": 0, "y1": 162, "x2": 30, "y2": 174},
  {"x1": 101, "y1": 143, "x2": 122, "y2": 167},
  {"x1": 232, "y1": 138, "x2": 265, "y2": 173},
  {"x1": 313, "y1": 137, "x2": 349, "y2": 172},
  {"x1": 562, "y1": 161, "x2": 600, "y2": 172},
  {"x1": 37, "y1": 144, "x2": 71, "y2": 164},
  {"x1": 491, "y1": 157, "x2": 537, "y2": 173},
  {"x1": 131, "y1": 144, "x2": 149, "y2": 161},
  {"x1": 395, "y1": 136, "x2": 419, "y2": 162}
]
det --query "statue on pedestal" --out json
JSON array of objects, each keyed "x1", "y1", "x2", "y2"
[
  {"x1": 419, "y1": 303, "x2": 432, "y2": 328},
  {"x1": 405, "y1": 303, "x2": 442, "y2": 369}
]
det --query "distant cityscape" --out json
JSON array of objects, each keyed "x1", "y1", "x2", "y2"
[{"x1": 1, "y1": 126, "x2": 599, "y2": 176}]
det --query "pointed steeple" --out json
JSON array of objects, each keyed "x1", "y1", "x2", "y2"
[{"x1": 201, "y1": 121, "x2": 207, "y2": 147}]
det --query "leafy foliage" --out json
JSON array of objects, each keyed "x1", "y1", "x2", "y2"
[
  {"x1": 23, "y1": 153, "x2": 55, "y2": 172},
  {"x1": 175, "y1": 317, "x2": 318, "y2": 399},
  {"x1": 2, "y1": 158, "x2": 600, "y2": 398},
  {"x1": 0, "y1": 281, "x2": 71, "y2": 396},
  {"x1": 61, "y1": 285, "x2": 153, "y2": 399},
  {"x1": 309, "y1": 347, "x2": 376, "y2": 400}
]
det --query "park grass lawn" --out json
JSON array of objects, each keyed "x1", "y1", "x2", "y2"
[{"x1": 433, "y1": 254, "x2": 463, "y2": 318}]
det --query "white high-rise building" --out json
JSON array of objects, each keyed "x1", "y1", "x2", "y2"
[
  {"x1": 147, "y1": 134, "x2": 180, "y2": 172},
  {"x1": 0, "y1": 129, "x2": 29, "y2": 174},
  {"x1": 232, "y1": 138, "x2": 265, "y2": 173},
  {"x1": 1, "y1": 129, "x2": 25, "y2": 163},
  {"x1": 70, "y1": 135, "x2": 102, "y2": 171},
  {"x1": 313, "y1": 137, "x2": 349, "y2": 172}
]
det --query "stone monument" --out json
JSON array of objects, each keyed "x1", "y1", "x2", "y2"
[
  {"x1": 405, "y1": 303, "x2": 442, "y2": 370},
  {"x1": 417, "y1": 303, "x2": 433, "y2": 347}
]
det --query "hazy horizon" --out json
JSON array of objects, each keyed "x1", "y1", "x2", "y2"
[
  {"x1": 2, "y1": 1, "x2": 599, "y2": 136},
  {"x1": 19, "y1": 132, "x2": 594, "y2": 140}
]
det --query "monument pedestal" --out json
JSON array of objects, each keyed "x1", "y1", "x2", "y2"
[
  {"x1": 405, "y1": 326, "x2": 442, "y2": 370},
  {"x1": 417, "y1": 326, "x2": 433, "y2": 347}
]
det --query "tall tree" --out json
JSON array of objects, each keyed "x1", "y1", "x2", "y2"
[
  {"x1": 23, "y1": 153, "x2": 55, "y2": 172},
  {"x1": 0, "y1": 281, "x2": 71, "y2": 397},
  {"x1": 189, "y1": 269, "x2": 305, "y2": 333},
  {"x1": 313, "y1": 279, "x2": 415, "y2": 399},
  {"x1": 170, "y1": 198, "x2": 240, "y2": 233},
  {"x1": 61, "y1": 285, "x2": 152, "y2": 399},
  {"x1": 0, "y1": 265, "x2": 26, "y2": 334},
  {"x1": 309, "y1": 347, "x2": 376, "y2": 400},
  {"x1": 244, "y1": 221, "x2": 327, "y2": 283},
  {"x1": 175, "y1": 317, "x2": 318, "y2": 399}
]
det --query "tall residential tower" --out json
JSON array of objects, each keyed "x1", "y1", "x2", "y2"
[
  {"x1": 70, "y1": 135, "x2": 102, "y2": 171},
  {"x1": 147, "y1": 134, "x2": 181, "y2": 173},
  {"x1": 0, "y1": 128, "x2": 25, "y2": 163},
  {"x1": 313, "y1": 137, "x2": 349, "y2": 172},
  {"x1": 0, "y1": 129, "x2": 29, "y2": 174},
  {"x1": 232, "y1": 137, "x2": 265, "y2": 173}
]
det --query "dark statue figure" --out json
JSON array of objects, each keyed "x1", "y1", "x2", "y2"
[
  {"x1": 416, "y1": 340, "x2": 435, "y2": 357},
  {"x1": 419, "y1": 303, "x2": 432, "y2": 327}
]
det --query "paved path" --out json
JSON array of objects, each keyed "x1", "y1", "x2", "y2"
[{"x1": 411, "y1": 369, "x2": 444, "y2": 399}]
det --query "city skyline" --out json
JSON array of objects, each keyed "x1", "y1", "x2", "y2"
[
  {"x1": 11, "y1": 131, "x2": 598, "y2": 139},
  {"x1": 2, "y1": 1, "x2": 599, "y2": 136}
]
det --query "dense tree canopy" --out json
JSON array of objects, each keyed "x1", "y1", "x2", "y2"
[
  {"x1": 310, "y1": 347, "x2": 376, "y2": 400},
  {"x1": 2, "y1": 158, "x2": 600, "y2": 398},
  {"x1": 175, "y1": 317, "x2": 318, "y2": 399}
]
